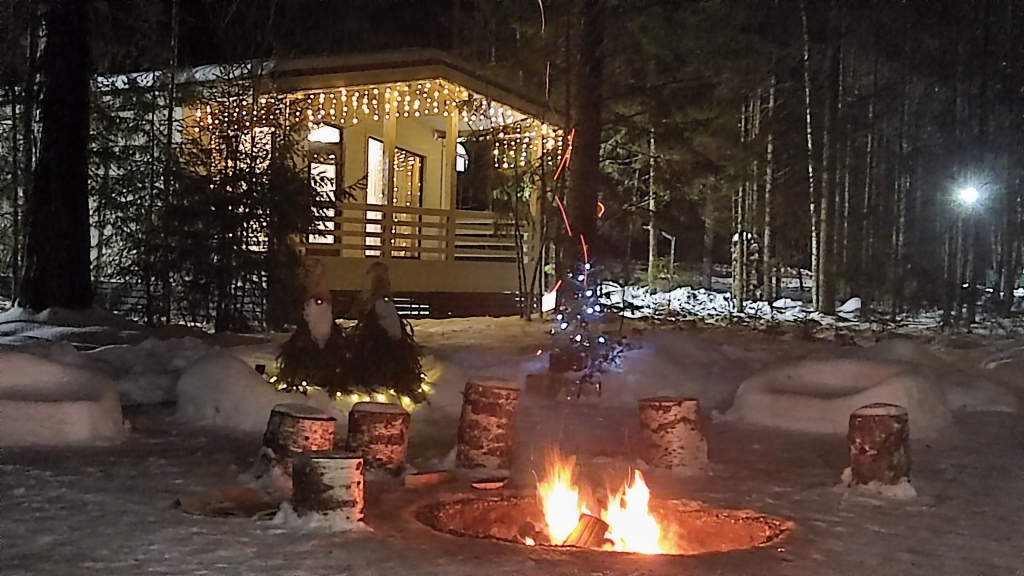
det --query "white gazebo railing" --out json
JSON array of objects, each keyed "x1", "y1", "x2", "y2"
[{"x1": 306, "y1": 202, "x2": 524, "y2": 263}]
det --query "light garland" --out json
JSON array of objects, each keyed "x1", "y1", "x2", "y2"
[
  {"x1": 267, "y1": 372, "x2": 435, "y2": 412},
  {"x1": 185, "y1": 77, "x2": 565, "y2": 171}
]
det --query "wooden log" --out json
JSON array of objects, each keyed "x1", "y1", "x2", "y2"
[
  {"x1": 562, "y1": 513, "x2": 610, "y2": 549},
  {"x1": 291, "y1": 450, "x2": 365, "y2": 525},
  {"x1": 345, "y1": 402, "x2": 410, "y2": 473},
  {"x1": 403, "y1": 470, "x2": 456, "y2": 488},
  {"x1": 848, "y1": 403, "x2": 910, "y2": 485},
  {"x1": 252, "y1": 403, "x2": 336, "y2": 497},
  {"x1": 456, "y1": 379, "x2": 520, "y2": 470},
  {"x1": 638, "y1": 397, "x2": 708, "y2": 471}
]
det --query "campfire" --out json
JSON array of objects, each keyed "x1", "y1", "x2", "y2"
[
  {"x1": 416, "y1": 447, "x2": 794, "y2": 556},
  {"x1": 525, "y1": 449, "x2": 668, "y2": 553}
]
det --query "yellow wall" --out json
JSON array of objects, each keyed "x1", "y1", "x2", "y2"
[{"x1": 334, "y1": 116, "x2": 447, "y2": 210}]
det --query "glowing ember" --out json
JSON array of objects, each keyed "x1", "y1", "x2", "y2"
[{"x1": 534, "y1": 449, "x2": 669, "y2": 554}]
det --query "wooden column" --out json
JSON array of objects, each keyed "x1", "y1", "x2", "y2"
[
  {"x1": 345, "y1": 401, "x2": 410, "y2": 473},
  {"x1": 443, "y1": 102, "x2": 459, "y2": 261},
  {"x1": 638, "y1": 397, "x2": 708, "y2": 471},
  {"x1": 291, "y1": 450, "x2": 365, "y2": 526},
  {"x1": 381, "y1": 109, "x2": 398, "y2": 259},
  {"x1": 456, "y1": 380, "x2": 520, "y2": 469},
  {"x1": 848, "y1": 403, "x2": 910, "y2": 485},
  {"x1": 253, "y1": 403, "x2": 337, "y2": 498}
]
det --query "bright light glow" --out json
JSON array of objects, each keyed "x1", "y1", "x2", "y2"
[
  {"x1": 307, "y1": 124, "x2": 341, "y2": 143},
  {"x1": 542, "y1": 289, "x2": 558, "y2": 313},
  {"x1": 959, "y1": 186, "x2": 979, "y2": 205}
]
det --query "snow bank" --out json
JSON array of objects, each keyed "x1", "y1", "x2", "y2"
[
  {"x1": 0, "y1": 306, "x2": 143, "y2": 348},
  {"x1": 0, "y1": 351, "x2": 126, "y2": 446},
  {"x1": 726, "y1": 358, "x2": 952, "y2": 437},
  {"x1": 837, "y1": 339, "x2": 1019, "y2": 413},
  {"x1": 176, "y1": 352, "x2": 341, "y2": 433},
  {"x1": 601, "y1": 332, "x2": 752, "y2": 412}
]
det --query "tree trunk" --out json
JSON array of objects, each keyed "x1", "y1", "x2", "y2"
[
  {"x1": 647, "y1": 128, "x2": 657, "y2": 288},
  {"x1": 762, "y1": 77, "x2": 776, "y2": 301},
  {"x1": 637, "y1": 397, "x2": 707, "y2": 472},
  {"x1": 18, "y1": 0, "x2": 94, "y2": 311},
  {"x1": 346, "y1": 402, "x2": 410, "y2": 473},
  {"x1": 701, "y1": 183, "x2": 714, "y2": 290},
  {"x1": 567, "y1": 0, "x2": 603, "y2": 262},
  {"x1": 456, "y1": 379, "x2": 520, "y2": 470},
  {"x1": 847, "y1": 403, "x2": 910, "y2": 486},
  {"x1": 800, "y1": 0, "x2": 820, "y2": 312},
  {"x1": 291, "y1": 450, "x2": 365, "y2": 527}
]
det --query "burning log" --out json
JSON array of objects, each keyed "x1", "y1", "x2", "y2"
[
  {"x1": 456, "y1": 380, "x2": 520, "y2": 470},
  {"x1": 638, "y1": 397, "x2": 708, "y2": 471},
  {"x1": 346, "y1": 402, "x2": 410, "y2": 473},
  {"x1": 848, "y1": 403, "x2": 910, "y2": 485},
  {"x1": 252, "y1": 403, "x2": 336, "y2": 498},
  {"x1": 562, "y1": 513, "x2": 611, "y2": 549},
  {"x1": 291, "y1": 450, "x2": 365, "y2": 525}
]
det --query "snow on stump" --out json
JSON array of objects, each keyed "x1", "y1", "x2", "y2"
[
  {"x1": 253, "y1": 403, "x2": 336, "y2": 498},
  {"x1": 847, "y1": 403, "x2": 910, "y2": 486},
  {"x1": 456, "y1": 379, "x2": 520, "y2": 470},
  {"x1": 291, "y1": 450, "x2": 365, "y2": 526},
  {"x1": 345, "y1": 402, "x2": 410, "y2": 473},
  {"x1": 638, "y1": 397, "x2": 708, "y2": 472}
]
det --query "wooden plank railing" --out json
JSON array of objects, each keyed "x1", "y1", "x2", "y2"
[{"x1": 306, "y1": 202, "x2": 525, "y2": 262}]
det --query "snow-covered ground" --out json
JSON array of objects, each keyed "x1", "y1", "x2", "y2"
[{"x1": 2, "y1": 306, "x2": 1024, "y2": 574}]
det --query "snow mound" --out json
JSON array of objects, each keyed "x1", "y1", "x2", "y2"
[
  {"x1": 601, "y1": 332, "x2": 749, "y2": 411},
  {"x1": 0, "y1": 351, "x2": 126, "y2": 446},
  {"x1": 838, "y1": 339, "x2": 1019, "y2": 413},
  {"x1": 726, "y1": 358, "x2": 952, "y2": 437},
  {"x1": 176, "y1": 352, "x2": 340, "y2": 433}
]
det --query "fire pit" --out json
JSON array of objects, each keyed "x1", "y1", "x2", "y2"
[{"x1": 417, "y1": 449, "x2": 793, "y2": 555}]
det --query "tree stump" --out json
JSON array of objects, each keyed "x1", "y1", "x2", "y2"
[
  {"x1": 638, "y1": 397, "x2": 708, "y2": 471},
  {"x1": 253, "y1": 403, "x2": 336, "y2": 498},
  {"x1": 456, "y1": 380, "x2": 520, "y2": 469},
  {"x1": 345, "y1": 402, "x2": 410, "y2": 473},
  {"x1": 525, "y1": 373, "x2": 563, "y2": 399},
  {"x1": 848, "y1": 403, "x2": 910, "y2": 485},
  {"x1": 291, "y1": 450, "x2": 365, "y2": 526},
  {"x1": 550, "y1": 350, "x2": 586, "y2": 374}
]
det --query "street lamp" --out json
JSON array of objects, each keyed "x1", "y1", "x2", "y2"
[{"x1": 958, "y1": 186, "x2": 979, "y2": 206}]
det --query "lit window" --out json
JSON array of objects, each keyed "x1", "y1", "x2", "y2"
[
  {"x1": 456, "y1": 142, "x2": 468, "y2": 173},
  {"x1": 307, "y1": 124, "x2": 341, "y2": 143}
]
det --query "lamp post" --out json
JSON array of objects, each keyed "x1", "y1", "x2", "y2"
[{"x1": 956, "y1": 185, "x2": 981, "y2": 325}]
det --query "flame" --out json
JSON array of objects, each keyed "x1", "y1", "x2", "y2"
[
  {"x1": 603, "y1": 470, "x2": 664, "y2": 554},
  {"x1": 535, "y1": 450, "x2": 668, "y2": 554},
  {"x1": 536, "y1": 450, "x2": 581, "y2": 545},
  {"x1": 524, "y1": 536, "x2": 536, "y2": 546}
]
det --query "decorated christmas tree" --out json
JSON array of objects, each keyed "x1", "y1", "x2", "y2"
[
  {"x1": 275, "y1": 260, "x2": 425, "y2": 404},
  {"x1": 549, "y1": 256, "x2": 629, "y2": 395},
  {"x1": 345, "y1": 262, "x2": 427, "y2": 403},
  {"x1": 276, "y1": 259, "x2": 349, "y2": 393}
]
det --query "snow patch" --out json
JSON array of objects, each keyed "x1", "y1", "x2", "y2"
[{"x1": 0, "y1": 351, "x2": 126, "y2": 446}]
